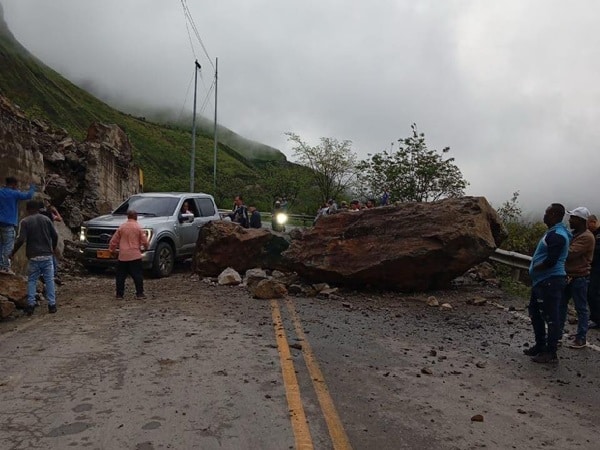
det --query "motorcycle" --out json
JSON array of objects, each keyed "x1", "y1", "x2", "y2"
[{"x1": 272, "y1": 211, "x2": 288, "y2": 232}]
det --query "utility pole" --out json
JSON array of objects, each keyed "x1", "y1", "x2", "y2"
[
  {"x1": 190, "y1": 59, "x2": 201, "y2": 192},
  {"x1": 212, "y1": 57, "x2": 218, "y2": 196}
]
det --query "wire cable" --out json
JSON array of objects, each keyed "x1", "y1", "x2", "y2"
[{"x1": 181, "y1": 0, "x2": 214, "y2": 69}]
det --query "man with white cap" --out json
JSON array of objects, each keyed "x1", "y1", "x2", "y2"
[{"x1": 558, "y1": 206, "x2": 595, "y2": 349}]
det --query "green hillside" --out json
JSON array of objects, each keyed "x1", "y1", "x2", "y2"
[{"x1": 0, "y1": 7, "x2": 287, "y2": 207}]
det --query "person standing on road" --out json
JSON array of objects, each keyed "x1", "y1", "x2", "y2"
[
  {"x1": 229, "y1": 195, "x2": 249, "y2": 228},
  {"x1": 587, "y1": 214, "x2": 600, "y2": 329},
  {"x1": 525, "y1": 203, "x2": 570, "y2": 364},
  {"x1": 39, "y1": 199, "x2": 63, "y2": 285},
  {"x1": 109, "y1": 210, "x2": 149, "y2": 300},
  {"x1": 0, "y1": 177, "x2": 36, "y2": 275},
  {"x1": 248, "y1": 205, "x2": 262, "y2": 228},
  {"x1": 558, "y1": 207, "x2": 595, "y2": 348},
  {"x1": 10, "y1": 200, "x2": 58, "y2": 315}
]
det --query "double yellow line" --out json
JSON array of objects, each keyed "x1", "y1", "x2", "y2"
[{"x1": 271, "y1": 298, "x2": 353, "y2": 450}]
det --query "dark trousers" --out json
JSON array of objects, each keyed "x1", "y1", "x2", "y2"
[
  {"x1": 528, "y1": 276, "x2": 566, "y2": 353},
  {"x1": 588, "y1": 268, "x2": 600, "y2": 323},
  {"x1": 116, "y1": 259, "x2": 144, "y2": 297}
]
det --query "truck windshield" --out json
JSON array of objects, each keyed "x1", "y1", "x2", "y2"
[{"x1": 113, "y1": 196, "x2": 180, "y2": 217}]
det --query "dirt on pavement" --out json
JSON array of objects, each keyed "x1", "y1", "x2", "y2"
[{"x1": 1, "y1": 268, "x2": 599, "y2": 449}]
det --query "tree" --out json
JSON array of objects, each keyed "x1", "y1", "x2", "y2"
[
  {"x1": 285, "y1": 132, "x2": 357, "y2": 202},
  {"x1": 355, "y1": 124, "x2": 468, "y2": 202},
  {"x1": 261, "y1": 162, "x2": 312, "y2": 210}
]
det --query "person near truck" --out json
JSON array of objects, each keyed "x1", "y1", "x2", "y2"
[
  {"x1": 109, "y1": 210, "x2": 149, "y2": 300},
  {"x1": 0, "y1": 176, "x2": 36, "y2": 275},
  {"x1": 10, "y1": 200, "x2": 58, "y2": 315}
]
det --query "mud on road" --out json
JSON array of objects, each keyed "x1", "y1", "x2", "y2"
[{"x1": 1, "y1": 270, "x2": 599, "y2": 450}]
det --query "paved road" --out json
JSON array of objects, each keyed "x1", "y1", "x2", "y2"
[{"x1": 1, "y1": 273, "x2": 599, "y2": 449}]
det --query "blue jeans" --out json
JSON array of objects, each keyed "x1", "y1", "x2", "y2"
[
  {"x1": 528, "y1": 276, "x2": 566, "y2": 353},
  {"x1": 559, "y1": 276, "x2": 589, "y2": 340},
  {"x1": 0, "y1": 225, "x2": 15, "y2": 270},
  {"x1": 28, "y1": 257, "x2": 56, "y2": 307}
]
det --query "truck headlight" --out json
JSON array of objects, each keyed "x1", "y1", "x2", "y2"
[
  {"x1": 79, "y1": 226, "x2": 87, "y2": 242},
  {"x1": 143, "y1": 228, "x2": 153, "y2": 243}
]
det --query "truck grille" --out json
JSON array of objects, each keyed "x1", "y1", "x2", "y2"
[{"x1": 86, "y1": 228, "x2": 117, "y2": 248}]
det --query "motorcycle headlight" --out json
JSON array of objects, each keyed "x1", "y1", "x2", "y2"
[
  {"x1": 143, "y1": 228, "x2": 153, "y2": 243},
  {"x1": 276, "y1": 213, "x2": 288, "y2": 225},
  {"x1": 79, "y1": 226, "x2": 87, "y2": 242}
]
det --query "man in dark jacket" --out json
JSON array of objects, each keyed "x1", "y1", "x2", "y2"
[
  {"x1": 229, "y1": 195, "x2": 249, "y2": 228},
  {"x1": 587, "y1": 214, "x2": 600, "y2": 329},
  {"x1": 11, "y1": 200, "x2": 58, "y2": 315}
]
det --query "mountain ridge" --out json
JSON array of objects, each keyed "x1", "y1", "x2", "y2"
[{"x1": 0, "y1": 3, "x2": 287, "y2": 202}]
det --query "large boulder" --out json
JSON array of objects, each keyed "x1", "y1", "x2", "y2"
[
  {"x1": 193, "y1": 221, "x2": 290, "y2": 276},
  {"x1": 283, "y1": 196, "x2": 506, "y2": 291}
]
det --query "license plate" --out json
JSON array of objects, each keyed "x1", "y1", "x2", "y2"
[{"x1": 96, "y1": 250, "x2": 113, "y2": 259}]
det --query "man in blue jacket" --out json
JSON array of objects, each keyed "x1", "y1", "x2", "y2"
[
  {"x1": 0, "y1": 177, "x2": 36, "y2": 275},
  {"x1": 525, "y1": 203, "x2": 570, "y2": 363}
]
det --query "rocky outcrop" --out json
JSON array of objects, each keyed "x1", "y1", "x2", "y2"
[
  {"x1": 0, "y1": 95, "x2": 141, "y2": 227},
  {"x1": 193, "y1": 221, "x2": 290, "y2": 276},
  {"x1": 0, "y1": 95, "x2": 141, "y2": 273},
  {"x1": 283, "y1": 196, "x2": 506, "y2": 290}
]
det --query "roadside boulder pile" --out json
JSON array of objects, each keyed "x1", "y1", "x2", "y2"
[
  {"x1": 193, "y1": 221, "x2": 290, "y2": 276},
  {"x1": 193, "y1": 196, "x2": 506, "y2": 291}
]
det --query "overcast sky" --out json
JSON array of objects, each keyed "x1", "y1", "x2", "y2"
[{"x1": 3, "y1": 0, "x2": 600, "y2": 215}]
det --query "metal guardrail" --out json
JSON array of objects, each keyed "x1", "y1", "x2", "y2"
[{"x1": 490, "y1": 248, "x2": 532, "y2": 280}]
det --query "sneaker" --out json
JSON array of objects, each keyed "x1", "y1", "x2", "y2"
[
  {"x1": 48, "y1": 304, "x2": 57, "y2": 314},
  {"x1": 523, "y1": 344, "x2": 544, "y2": 356},
  {"x1": 135, "y1": 294, "x2": 147, "y2": 300},
  {"x1": 24, "y1": 304, "x2": 36, "y2": 316},
  {"x1": 115, "y1": 295, "x2": 124, "y2": 300},
  {"x1": 531, "y1": 352, "x2": 558, "y2": 364},
  {"x1": 569, "y1": 338, "x2": 586, "y2": 349}
]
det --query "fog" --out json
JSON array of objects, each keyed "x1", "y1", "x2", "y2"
[{"x1": 3, "y1": 0, "x2": 600, "y2": 215}]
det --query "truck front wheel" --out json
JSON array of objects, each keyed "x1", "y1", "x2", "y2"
[{"x1": 151, "y1": 241, "x2": 174, "y2": 278}]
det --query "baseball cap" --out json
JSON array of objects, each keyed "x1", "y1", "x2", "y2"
[{"x1": 567, "y1": 207, "x2": 591, "y2": 220}]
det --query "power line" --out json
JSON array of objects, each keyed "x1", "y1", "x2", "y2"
[
  {"x1": 177, "y1": 67, "x2": 196, "y2": 123},
  {"x1": 180, "y1": 0, "x2": 214, "y2": 69}
]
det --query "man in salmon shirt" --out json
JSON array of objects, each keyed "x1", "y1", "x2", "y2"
[{"x1": 109, "y1": 210, "x2": 149, "y2": 300}]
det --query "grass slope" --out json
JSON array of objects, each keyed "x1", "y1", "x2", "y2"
[{"x1": 0, "y1": 12, "x2": 284, "y2": 202}]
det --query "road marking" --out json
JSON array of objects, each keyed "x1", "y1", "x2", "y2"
[
  {"x1": 488, "y1": 301, "x2": 600, "y2": 352},
  {"x1": 270, "y1": 299, "x2": 314, "y2": 450},
  {"x1": 285, "y1": 298, "x2": 353, "y2": 450}
]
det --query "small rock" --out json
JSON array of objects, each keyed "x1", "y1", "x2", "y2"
[
  {"x1": 440, "y1": 303, "x2": 453, "y2": 310},
  {"x1": 471, "y1": 414, "x2": 484, "y2": 422},
  {"x1": 427, "y1": 296, "x2": 439, "y2": 307},
  {"x1": 472, "y1": 297, "x2": 487, "y2": 306},
  {"x1": 475, "y1": 361, "x2": 487, "y2": 369},
  {"x1": 421, "y1": 367, "x2": 433, "y2": 375},
  {"x1": 517, "y1": 408, "x2": 527, "y2": 414},
  {"x1": 217, "y1": 267, "x2": 242, "y2": 286}
]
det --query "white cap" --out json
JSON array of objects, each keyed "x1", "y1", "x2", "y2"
[{"x1": 567, "y1": 206, "x2": 591, "y2": 220}]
